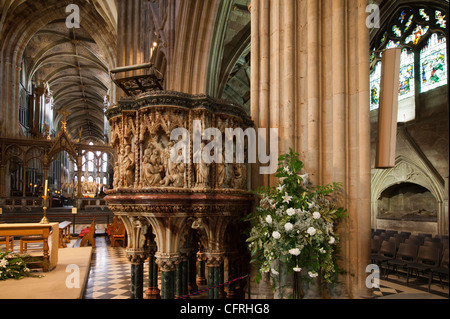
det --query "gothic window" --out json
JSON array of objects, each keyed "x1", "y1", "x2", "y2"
[
  {"x1": 420, "y1": 33, "x2": 447, "y2": 93},
  {"x1": 369, "y1": 5, "x2": 447, "y2": 116}
]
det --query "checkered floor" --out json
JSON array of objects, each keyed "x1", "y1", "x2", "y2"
[
  {"x1": 5, "y1": 236, "x2": 446, "y2": 299},
  {"x1": 82, "y1": 236, "x2": 149, "y2": 299}
]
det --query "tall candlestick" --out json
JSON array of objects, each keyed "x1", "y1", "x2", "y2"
[{"x1": 44, "y1": 180, "x2": 48, "y2": 196}]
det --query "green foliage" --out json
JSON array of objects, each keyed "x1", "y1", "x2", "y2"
[
  {"x1": 0, "y1": 252, "x2": 39, "y2": 280},
  {"x1": 245, "y1": 148, "x2": 347, "y2": 291}
]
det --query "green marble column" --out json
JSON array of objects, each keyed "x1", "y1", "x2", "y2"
[
  {"x1": 161, "y1": 270, "x2": 175, "y2": 299},
  {"x1": 208, "y1": 266, "x2": 216, "y2": 299},
  {"x1": 130, "y1": 263, "x2": 144, "y2": 299},
  {"x1": 197, "y1": 258, "x2": 206, "y2": 286},
  {"x1": 188, "y1": 254, "x2": 198, "y2": 293},
  {"x1": 144, "y1": 255, "x2": 161, "y2": 299},
  {"x1": 181, "y1": 259, "x2": 189, "y2": 297},
  {"x1": 174, "y1": 262, "x2": 182, "y2": 298}
]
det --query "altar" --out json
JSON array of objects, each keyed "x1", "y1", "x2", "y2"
[{"x1": 0, "y1": 223, "x2": 59, "y2": 271}]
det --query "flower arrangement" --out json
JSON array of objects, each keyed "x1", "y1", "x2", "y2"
[
  {"x1": 0, "y1": 252, "x2": 34, "y2": 280},
  {"x1": 245, "y1": 148, "x2": 347, "y2": 298}
]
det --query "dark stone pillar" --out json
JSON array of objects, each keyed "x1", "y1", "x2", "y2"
[
  {"x1": 161, "y1": 270, "x2": 175, "y2": 299},
  {"x1": 144, "y1": 254, "x2": 161, "y2": 299},
  {"x1": 156, "y1": 254, "x2": 181, "y2": 300},
  {"x1": 188, "y1": 253, "x2": 198, "y2": 293},
  {"x1": 206, "y1": 253, "x2": 225, "y2": 300},
  {"x1": 197, "y1": 254, "x2": 207, "y2": 286},
  {"x1": 130, "y1": 261, "x2": 144, "y2": 299}
]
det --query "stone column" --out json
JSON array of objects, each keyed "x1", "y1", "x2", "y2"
[
  {"x1": 128, "y1": 251, "x2": 146, "y2": 299},
  {"x1": 144, "y1": 243, "x2": 160, "y2": 299},
  {"x1": 250, "y1": 0, "x2": 372, "y2": 299},
  {"x1": 188, "y1": 253, "x2": 198, "y2": 293},
  {"x1": 155, "y1": 253, "x2": 181, "y2": 299},
  {"x1": 196, "y1": 253, "x2": 207, "y2": 286},
  {"x1": 206, "y1": 253, "x2": 225, "y2": 299}
]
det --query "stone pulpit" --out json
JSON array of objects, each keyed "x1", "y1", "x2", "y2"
[{"x1": 105, "y1": 91, "x2": 254, "y2": 299}]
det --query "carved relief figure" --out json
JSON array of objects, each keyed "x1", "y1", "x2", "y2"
[
  {"x1": 142, "y1": 147, "x2": 164, "y2": 186},
  {"x1": 230, "y1": 163, "x2": 246, "y2": 189},
  {"x1": 161, "y1": 148, "x2": 185, "y2": 187},
  {"x1": 121, "y1": 145, "x2": 135, "y2": 187},
  {"x1": 195, "y1": 143, "x2": 210, "y2": 188}
]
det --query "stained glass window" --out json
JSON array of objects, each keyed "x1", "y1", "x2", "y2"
[
  {"x1": 420, "y1": 34, "x2": 447, "y2": 93},
  {"x1": 435, "y1": 10, "x2": 446, "y2": 28},
  {"x1": 419, "y1": 9, "x2": 430, "y2": 21},
  {"x1": 370, "y1": 62, "x2": 381, "y2": 111},
  {"x1": 405, "y1": 25, "x2": 429, "y2": 45},
  {"x1": 399, "y1": 49, "x2": 415, "y2": 100},
  {"x1": 370, "y1": 5, "x2": 448, "y2": 113}
]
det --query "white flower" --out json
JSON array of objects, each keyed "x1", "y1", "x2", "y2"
[
  {"x1": 319, "y1": 248, "x2": 326, "y2": 254},
  {"x1": 272, "y1": 231, "x2": 281, "y2": 239},
  {"x1": 308, "y1": 201, "x2": 315, "y2": 208},
  {"x1": 0, "y1": 258, "x2": 8, "y2": 268},
  {"x1": 283, "y1": 166, "x2": 290, "y2": 173},
  {"x1": 265, "y1": 215, "x2": 273, "y2": 224},
  {"x1": 312, "y1": 211, "x2": 321, "y2": 219},
  {"x1": 271, "y1": 268, "x2": 279, "y2": 276},
  {"x1": 289, "y1": 248, "x2": 301, "y2": 256},
  {"x1": 284, "y1": 222, "x2": 293, "y2": 231},
  {"x1": 286, "y1": 208, "x2": 296, "y2": 216},
  {"x1": 299, "y1": 173, "x2": 309, "y2": 183},
  {"x1": 276, "y1": 184, "x2": 284, "y2": 192},
  {"x1": 308, "y1": 271, "x2": 318, "y2": 278},
  {"x1": 329, "y1": 236, "x2": 336, "y2": 244},
  {"x1": 282, "y1": 192, "x2": 293, "y2": 203},
  {"x1": 307, "y1": 227, "x2": 317, "y2": 236},
  {"x1": 293, "y1": 267, "x2": 302, "y2": 272}
]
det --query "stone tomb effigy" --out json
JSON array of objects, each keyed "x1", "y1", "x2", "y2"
[{"x1": 105, "y1": 91, "x2": 254, "y2": 299}]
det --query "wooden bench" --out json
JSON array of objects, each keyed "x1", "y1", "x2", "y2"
[
  {"x1": 58, "y1": 221, "x2": 72, "y2": 248},
  {"x1": 79, "y1": 218, "x2": 96, "y2": 247}
]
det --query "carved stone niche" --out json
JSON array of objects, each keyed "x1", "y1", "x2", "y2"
[{"x1": 377, "y1": 182, "x2": 438, "y2": 222}]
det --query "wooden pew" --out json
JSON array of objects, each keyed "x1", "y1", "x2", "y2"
[
  {"x1": 110, "y1": 219, "x2": 126, "y2": 247},
  {"x1": 79, "y1": 218, "x2": 96, "y2": 248}
]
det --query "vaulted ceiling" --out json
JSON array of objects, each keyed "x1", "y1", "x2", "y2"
[{"x1": 23, "y1": 19, "x2": 111, "y2": 141}]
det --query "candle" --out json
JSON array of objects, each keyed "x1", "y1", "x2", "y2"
[{"x1": 44, "y1": 180, "x2": 48, "y2": 196}]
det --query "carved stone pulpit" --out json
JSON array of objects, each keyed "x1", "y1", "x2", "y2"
[{"x1": 105, "y1": 91, "x2": 254, "y2": 299}]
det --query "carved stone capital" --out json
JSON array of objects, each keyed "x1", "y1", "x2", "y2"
[
  {"x1": 205, "y1": 251, "x2": 225, "y2": 267},
  {"x1": 155, "y1": 252, "x2": 182, "y2": 272},
  {"x1": 126, "y1": 248, "x2": 148, "y2": 264}
]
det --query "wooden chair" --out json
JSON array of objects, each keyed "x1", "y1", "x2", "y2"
[
  {"x1": 110, "y1": 220, "x2": 126, "y2": 247},
  {"x1": 80, "y1": 218, "x2": 96, "y2": 247}
]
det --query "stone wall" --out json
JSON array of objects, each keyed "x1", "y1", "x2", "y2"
[{"x1": 370, "y1": 85, "x2": 449, "y2": 235}]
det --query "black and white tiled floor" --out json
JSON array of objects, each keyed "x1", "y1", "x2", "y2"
[
  {"x1": 6, "y1": 236, "x2": 444, "y2": 300},
  {"x1": 82, "y1": 236, "x2": 149, "y2": 299}
]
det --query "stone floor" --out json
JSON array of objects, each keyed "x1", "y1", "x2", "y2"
[
  {"x1": 3, "y1": 235, "x2": 447, "y2": 299},
  {"x1": 80, "y1": 236, "x2": 449, "y2": 300}
]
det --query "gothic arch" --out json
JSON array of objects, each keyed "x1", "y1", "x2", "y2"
[{"x1": 371, "y1": 155, "x2": 446, "y2": 233}]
